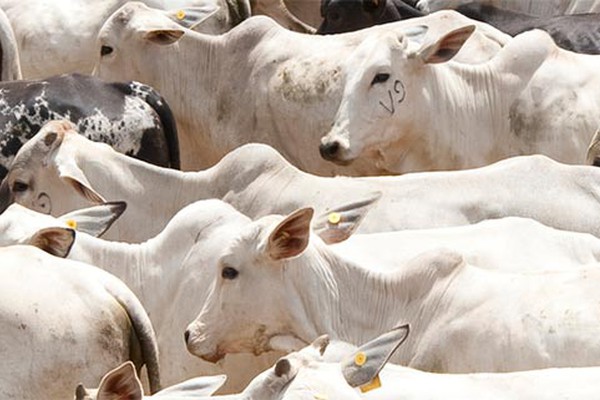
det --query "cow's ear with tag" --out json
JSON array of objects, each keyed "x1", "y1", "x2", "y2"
[
  {"x1": 266, "y1": 208, "x2": 314, "y2": 260},
  {"x1": 341, "y1": 324, "x2": 410, "y2": 392},
  {"x1": 166, "y1": 6, "x2": 220, "y2": 30},
  {"x1": 28, "y1": 227, "x2": 75, "y2": 258},
  {"x1": 415, "y1": 25, "x2": 475, "y2": 64},
  {"x1": 97, "y1": 362, "x2": 143, "y2": 400},
  {"x1": 59, "y1": 202, "x2": 127, "y2": 238},
  {"x1": 313, "y1": 192, "x2": 381, "y2": 245}
]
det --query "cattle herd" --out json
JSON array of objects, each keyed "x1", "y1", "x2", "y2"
[{"x1": 3, "y1": 0, "x2": 600, "y2": 399}]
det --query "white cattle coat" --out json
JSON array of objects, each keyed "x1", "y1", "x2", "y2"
[
  {"x1": 0, "y1": 245, "x2": 159, "y2": 399},
  {"x1": 8, "y1": 125, "x2": 600, "y2": 242}
]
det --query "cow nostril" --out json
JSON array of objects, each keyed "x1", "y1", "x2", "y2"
[
  {"x1": 184, "y1": 329, "x2": 191, "y2": 344},
  {"x1": 319, "y1": 141, "x2": 340, "y2": 161}
]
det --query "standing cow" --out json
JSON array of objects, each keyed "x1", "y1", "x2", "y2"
[
  {"x1": 319, "y1": 24, "x2": 600, "y2": 173},
  {"x1": 184, "y1": 202, "x2": 600, "y2": 374},
  {"x1": 94, "y1": 3, "x2": 507, "y2": 174}
]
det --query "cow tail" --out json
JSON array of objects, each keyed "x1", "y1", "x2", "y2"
[
  {"x1": 104, "y1": 278, "x2": 162, "y2": 394},
  {"x1": 128, "y1": 82, "x2": 181, "y2": 170}
]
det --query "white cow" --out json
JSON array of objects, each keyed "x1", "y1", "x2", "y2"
[
  {"x1": 8, "y1": 120, "x2": 600, "y2": 242},
  {"x1": 0, "y1": 7, "x2": 20, "y2": 81},
  {"x1": 184, "y1": 203, "x2": 600, "y2": 373},
  {"x1": 288, "y1": 326, "x2": 600, "y2": 400},
  {"x1": 319, "y1": 17, "x2": 600, "y2": 173},
  {"x1": 7, "y1": 198, "x2": 600, "y2": 385},
  {"x1": 417, "y1": 0, "x2": 600, "y2": 15},
  {"x1": 0, "y1": 0, "x2": 250, "y2": 79},
  {"x1": 0, "y1": 244, "x2": 160, "y2": 399},
  {"x1": 94, "y1": 3, "x2": 508, "y2": 173},
  {"x1": 6, "y1": 201, "x2": 285, "y2": 391}
]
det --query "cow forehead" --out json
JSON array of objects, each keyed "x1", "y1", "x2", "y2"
[{"x1": 105, "y1": 2, "x2": 177, "y2": 35}]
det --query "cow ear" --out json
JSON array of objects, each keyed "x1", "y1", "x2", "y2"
[
  {"x1": 341, "y1": 324, "x2": 410, "y2": 390},
  {"x1": 416, "y1": 25, "x2": 475, "y2": 64},
  {"x1": 59, "y1": 202, "x2": 127, "y2": 238},
  {"x1": 313, "y1": 192, "x2": 381, "y2": 244},
  {"x1": 97, "y1": 362, "x2": 143, "y2": 400},
  {"x1": 167, "y1": 6, "x2": 220, "y2": 30},
  {"x1": 28, "y1": 227, "x2": 75, "y2": 258},
  {"x1": 144, "y1": 29, "x2": 184, "y2": 45},
  {"x1": 266, "y1": 208, "x2": 314, "y2": 260},
  {"x1": 54, "y1": 157, "x2": 106, "y2": 204}
]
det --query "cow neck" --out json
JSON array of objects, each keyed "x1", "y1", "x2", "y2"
[
  {"x1": 282, "y1": 240, "x2": 464, "y2": 359},
  {"x1": 79, "y1": 140, "x2": 218, "y2": 216},
  {"x1": 396, "y1": 32, "x2": 552, "y2": 172},
  {"x1": 69, "y1": 218, "x2": 197, "y2": 319}
]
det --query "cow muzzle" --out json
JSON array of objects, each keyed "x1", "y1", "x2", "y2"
[{"x1": 319, "y1": 139, "x2": 354, "y2": 165}]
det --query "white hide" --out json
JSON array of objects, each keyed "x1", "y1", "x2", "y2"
[
  {"x1": 0, "y1": 0, "x2": 248, "y2": 78},
  {"x1": 8, "y1": 121, "x2": 600, "y2": 242},
  {"x1": 0, "y1": 201, "x2": 284, "y2": 392},
  {"x1": 0, "y1": 245, "x2": 159, "y2": 399},
  {"x1": 332, "y1": 216, "x2": 600, "y2": 272},
  {"x1": 320, "y1": 17, "x2": 600, "y2": 173},
  {"x1": 94, "y1": 4, "x2": 508, "y2": 173},
  {"x1": 0, "y1": 7, "x2": 21, "y2": 81},
  {"x1": 417, "y1": 0, "x2": 600, "y2": 15},
  {"x1": 184, "y1": 204, "x2": 600, "y2": 374}
]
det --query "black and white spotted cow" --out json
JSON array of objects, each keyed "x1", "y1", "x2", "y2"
[{"x1": 0, "y1": 73, "x2": 179, "y2": 179}]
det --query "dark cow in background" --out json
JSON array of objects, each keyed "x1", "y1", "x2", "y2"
[
  {"x1": 319, "y1": 0, "x2": 600, "y2": 54},
  {"x1": 454, "y1": 3, "x2": 600, "y2": 54},
  {"x1": 318, "y1": 0, "x2": 423, "y2": 33},
  {"x1": 0, "y1": 73, "x2": 179, "y2": 179}
]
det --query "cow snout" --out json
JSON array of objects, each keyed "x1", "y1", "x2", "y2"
[{"x1": 319, "y1": 141, "x2": 341, "y2": 161}]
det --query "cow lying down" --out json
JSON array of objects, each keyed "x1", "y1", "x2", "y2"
[{"x1": 80, "y1": 326, "x2": 600, "y2": 399}]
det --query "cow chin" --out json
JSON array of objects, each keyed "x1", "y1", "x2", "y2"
[{"x1": 199, "y1": 350, "x2": 226, "y2": 364}]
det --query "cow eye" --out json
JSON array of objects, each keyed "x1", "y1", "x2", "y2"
[
  {"x1": 101, "y1": 45, "x2": 114, "y2": 56},
  {"x1": 221, "y1": 266, "x2": 239, "y2": 280},
  {"x1": 12, "y1": 181, "x2": 29, "y2": 192},
  {"x1": 371, "y1": 73, "x2": 390, "y2": 85}
]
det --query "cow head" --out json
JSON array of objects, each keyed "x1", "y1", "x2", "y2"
[
  {"x1": 319, "y1": 24, "x2": 475, "y2": 170},
  {"x1": 183, "y1": 194, "x2": 379, "y2": 362},
  {"x1": 95, "y1": 2, "x2": 187, "y2": 85},
  {"x1": 185, "y1": 207, "x2": 316, "y2": 362},
  {"x1": 0, "y1": 120, "x2": 107, "y2": 216}
]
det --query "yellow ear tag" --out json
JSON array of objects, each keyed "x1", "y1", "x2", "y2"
[
  {"x1": 314, "y1": 394, "x2": 328, "y2": 400},
  {"x1": 65, "y1": 219, "x2": 77, "y2": 230},
  {"x1": 328, "y1": 212, "x2": 341, "y2": 225},
  {"x1": 359, "y1": 374, "x2": 382, "y2": 393},
  {"x1": 176, "y1": 10, "x2": 186, "y2": 20},
  {"x1": 354, "y1": 351, "x2": 367, "y2": 366}
]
